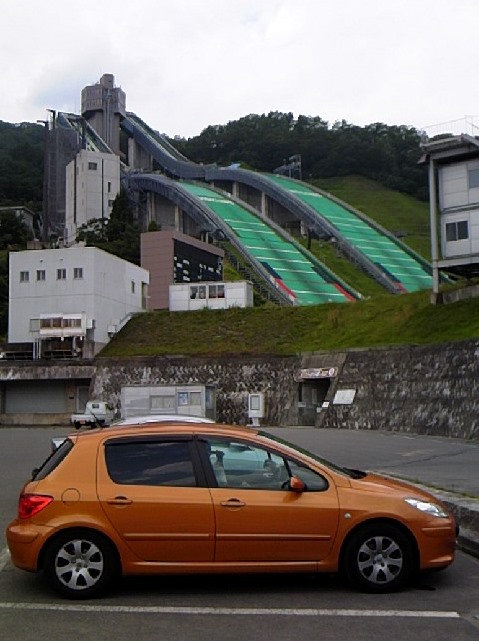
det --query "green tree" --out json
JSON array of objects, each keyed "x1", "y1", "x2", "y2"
[
  {"x1": 103, "y1": 190, "x2": 140, "y2": 264},
  {"x1": 0, "y1": 122, "x2": 43, "y2": 210},
  {"x1": 76, "y1": 190, "x2": 140, "y2": 265},
  {"x1": 0, "y1": 211, "x2": 32, "y2": 249},
  {"x1": 0, "y1": 252, "x2": 8, "y2": 338},
  {"x1": 76, "y1": 218, "x2": 105, "y2": 245}
]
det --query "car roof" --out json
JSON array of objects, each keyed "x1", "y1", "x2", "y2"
[
  {"x1": 111, "y1": 414, "x2": 216, "y2": 426},
  {"x1": 71, "y1": 421, "x2": 259, "y2": 443}
]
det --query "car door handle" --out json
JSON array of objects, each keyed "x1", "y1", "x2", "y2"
[
  {"x1": 220, "y1": 499, "x2": 246, "y2": 509},
  {"x1": 106, "y1": 496, "x2": 133, "y2": 505}
]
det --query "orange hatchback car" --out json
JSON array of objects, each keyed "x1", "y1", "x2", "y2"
[{"x1": 6, "y1": 422, "x2": 457, "y2": 599}]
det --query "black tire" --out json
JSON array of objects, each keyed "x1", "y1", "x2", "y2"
[
  {"x1": 342, "y1": 523, "x2": 415, "y2": 593},
  {"x1": 43, "y1": 530, "x2": 118, "y2": 599}
]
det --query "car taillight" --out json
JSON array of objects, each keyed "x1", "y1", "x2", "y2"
[{"x1": 18, "y1": 494, "x2": 53, "y2": 519}]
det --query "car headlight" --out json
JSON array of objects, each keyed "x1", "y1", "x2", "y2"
[{"x1": 404, "y1": 497, "x2": 448, "y2": 518}]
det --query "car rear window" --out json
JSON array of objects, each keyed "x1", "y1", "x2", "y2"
[{"x1": 32, "y1": 438, "x2": 74, "y2": 481}]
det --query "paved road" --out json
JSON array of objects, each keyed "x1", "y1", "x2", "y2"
[{"x1": 265, "y1": 427, "x2": 479, "y2": 497}]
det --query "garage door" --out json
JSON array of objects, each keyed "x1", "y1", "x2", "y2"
[{"x1": 5, "y1": 380, "x2": 67, "y2": 413}]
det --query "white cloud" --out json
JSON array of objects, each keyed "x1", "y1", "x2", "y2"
[{"x1": 1, "y1": 0, "x2": 479, "y2": 137}]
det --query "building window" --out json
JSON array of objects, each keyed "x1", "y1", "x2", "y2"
[
  {"x1": 208, "y1": 284, "x2": 225, "y2": 299},
  {"x1": 468, "y1": 168, "x2": 479, "y2": 189},
  {"x1": 63, "y1": 318, "x2": 82, "y2": 328},
  {"x1": 88, "y1": 162, "x2": 98, "y2": 171},
  {"x1": 131, "y1": 280, "x2": 135, "y2": 294},
  {"x1": 73, "y1": 267, "x2": 83, "y2": 279},
  {"x1": 57, "y1": 268, "x2": 67, "y2": 280},
  {"x1": 190, "y1": 285, "x2": 206, "y2": 300},
  {"x1": 40, "y1": 316, "x2": 82, "y2": 329},
  {"x1": 20, "y1": 271, "x2": 29, "y2": 282},
  {"x1": 36, "y1": 269, "x2": 46, "y2": 281},
  {"x1": 446, "y1": 220, "x2": 469, "y2": 242},
  {"x1": 107, "y1": 181, "x2": 112, "y2": 193}
]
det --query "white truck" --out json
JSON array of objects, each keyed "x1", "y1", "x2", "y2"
[{"x1": 71, "y1": 401, "x2": 114, "y2": 429}]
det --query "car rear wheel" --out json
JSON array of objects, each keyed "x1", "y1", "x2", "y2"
[
  {"x1": 342, "y1": 523, "x2": 415, "y2": 593},
  {"x1": 43, "y1": 530, "x2": 118, "y2": 599}
]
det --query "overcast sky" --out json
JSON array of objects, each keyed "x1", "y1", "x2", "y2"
[{"x1": 1, "y1": 0, "x2": 478, "y2": 138}]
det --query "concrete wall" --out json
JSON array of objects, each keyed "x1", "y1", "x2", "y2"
[
  {"x1": 91, "y1": 355, "x2": 302, "y2": 427},
  {"x1": 1, "y1": 339, "x2": 478, "y2": 439},
  {"x1": 91, "y1": 339, "x2": 479, "y2": 438},
  {"x1": 0, "y1": 361, "x2": 95, "y2": 425},
  {"x1": 320, "y1": 340, "x2": 479, "y2": 439}
]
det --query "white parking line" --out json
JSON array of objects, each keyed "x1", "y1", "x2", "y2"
[
  {"x1": 0, "y1": 603, "x2": 460, "y2": 618},
  {"x1": 0, "y1": 548, "x2": 461, "y2": 620}
]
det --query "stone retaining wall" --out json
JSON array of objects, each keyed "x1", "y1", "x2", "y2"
[
  {"x1": 320, "y1": 340, "x2": 479, "y2": 439},
  {"x1": 1, "y1": 340, "x2": 478, "y2": 439},
  {"x1": 92, "y1": 355, "x2": 303, "y2": 426},
  {"x1": 90, "y1": 339, "x2": 479, "y2": 439}
]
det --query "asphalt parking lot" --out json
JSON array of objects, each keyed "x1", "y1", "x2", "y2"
[{"x1": 1, "y1": 426, "x2": 479, "y2": 641}]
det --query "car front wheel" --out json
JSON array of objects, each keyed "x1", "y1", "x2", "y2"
[
  {"x1": 43, "y1": 530, "x2": 118, "y2": 599},
  {"x1": 342, "y1": 523, "x2": 416, "y2": 593}
]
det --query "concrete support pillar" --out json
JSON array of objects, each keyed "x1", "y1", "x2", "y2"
[
  {"x1": 428, "y1": 158, "x2": 440, "y2": 298},
  {"x1": 261, "y1": 191, "x2": 267, "y2": 215}
]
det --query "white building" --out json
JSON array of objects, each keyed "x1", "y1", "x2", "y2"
[
  {"x1": 9, "y1": 246, "x2": 149, "y2": 358},
  {"x1": 420, "y1": 134, "x2": 479, "y2": 286},
  {"x1": 169, "y1": 281, "x2": 253, "y2": 311},
  {"x1": 64, "y1": 149, "x2": 120, "y2": 245},
  {"x1": 439, "y1": 158, "x2": 479, "y2": 259}
]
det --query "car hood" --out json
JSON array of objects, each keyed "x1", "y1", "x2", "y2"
[{"x1": 349, "y1": 471, "x2": 441, "y2": 502}]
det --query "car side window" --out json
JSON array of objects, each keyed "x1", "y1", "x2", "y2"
[
  {"x1": 287, "y1": 459, "x2": 329, "y2": 491},
  {"x1": 204, "y1": 437, "x2": 327, "y2": 491},
  {"x1": 204, "y1": 437, "x2": 286, "y2": 489},
  {"x1": 105, "y1": 440, "x2": 197, "y2": 487}
]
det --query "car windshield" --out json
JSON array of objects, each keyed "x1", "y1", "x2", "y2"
[{"x1": 258, "y1": 431, "x2": 364, "y2": 479}]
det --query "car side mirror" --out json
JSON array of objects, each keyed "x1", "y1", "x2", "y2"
[{"x1": 289, "y1": 475, "x2": 305, "y2": 493}]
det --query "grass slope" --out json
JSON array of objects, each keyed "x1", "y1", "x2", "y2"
[
  {"x1": 101, "y1": 178, "x2": 478, "y2": 359},
  {"x1": 100, "y1": 290, "x2": 479, "y2": 358},
  {"x1": 313, "y1": 175, "x2": 431, "y2": 258}
]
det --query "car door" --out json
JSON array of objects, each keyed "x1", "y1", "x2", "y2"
[
  {"x1": 201, "y1": 436, "x2": 340, "y2": 563},
  {"x1": 97, "y1": 435, "x2": 215, "y2": 562}
]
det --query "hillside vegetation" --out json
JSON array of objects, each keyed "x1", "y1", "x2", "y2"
[
  {"x1": 313, "y1": 175, "x2": 431, "y2": 258},
  {"x1": 100, "y1": 289, "x2": 479, "y2": 358},
  {"x1": 0, "y1": 116, "x2": 455, "y2": 350}
]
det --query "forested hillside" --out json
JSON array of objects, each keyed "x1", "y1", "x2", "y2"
[
  {"x1": 172, "y1": 113, "x2": 428, "y2": 201},
  {"x1": 0, "y1": 114, "x2": 429, "y2": 214},
  {"x1": 0, "y1": 121, "x2": 44, "y2": 211}
]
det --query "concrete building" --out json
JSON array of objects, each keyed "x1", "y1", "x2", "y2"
[
  {"x1": 420, "y1": 134, "x2": 479, "y2": 288},
  {"x1": 64, "y1": 149, "x2": 121, "y2": 245},
  {"x1": 141, "y1": 230, "x2": 224, "y2": 309},
  {"x1": 8, "y1": 246, "x2": 149, "y2": 358},
  {"x1": 81, "y1": 73, "x2": 126, "y2": 156},
  {"x1": 169, "y1": 281, "x2": 253, "y2": 311}
]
